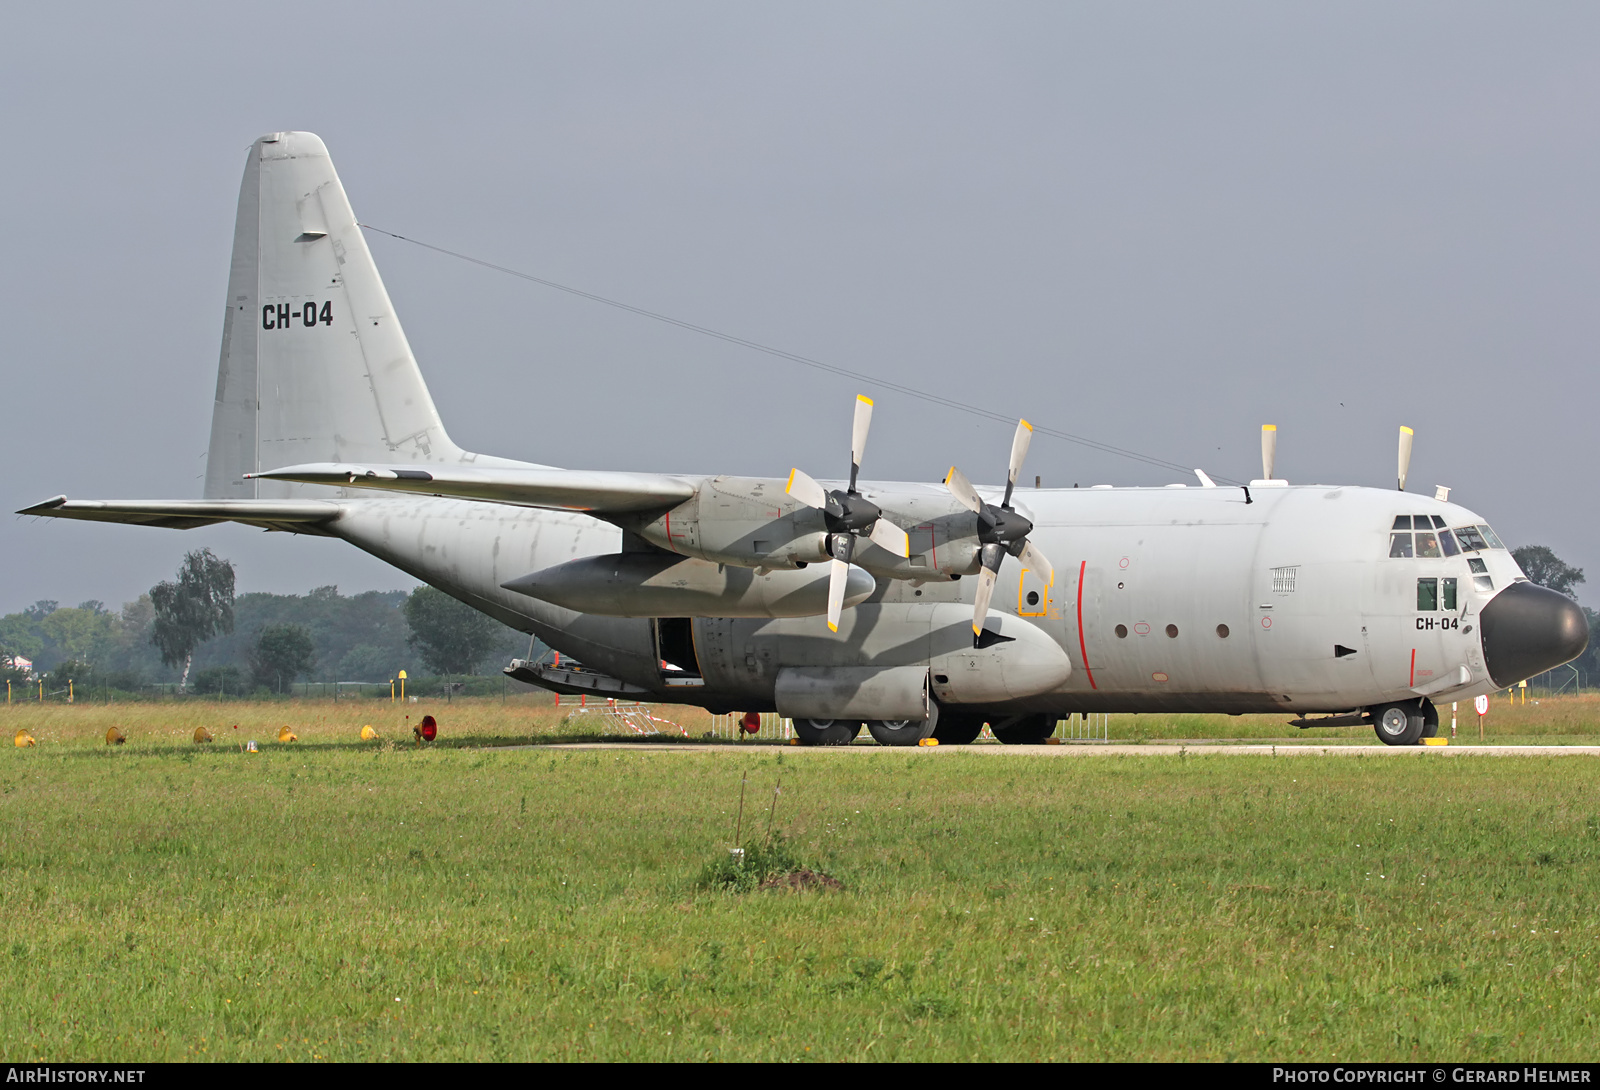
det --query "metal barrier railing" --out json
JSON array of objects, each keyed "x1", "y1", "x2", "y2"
[
  {"x1": 1063, "y1": 712, "x2": 1110, "y2": 743},
  {"x1": 707, "y1": 712, "x2": 795, "y2": 742},
  {"x1": 559, "y1": 697, "x2": 690, "y2": 738}
]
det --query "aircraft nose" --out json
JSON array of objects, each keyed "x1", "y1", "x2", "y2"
[{"x1": 1479, "y1": 581, "x2": 1589, "y2": 688}]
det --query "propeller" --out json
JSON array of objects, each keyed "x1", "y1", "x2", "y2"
[
  {"x1": 945, "y1": 419, "x2": 1055, "y2": 645},
  {"x1": 1397, "y1": 425, "x2": 1413, "y2": 492},
  {"x1": 786, "y1": 394, "x2": 910, "y2": 632},
  {"x1": 1261, "y1": 424, "x2": 1277, "y2": 481}
]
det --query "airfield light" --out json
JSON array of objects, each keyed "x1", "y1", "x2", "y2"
[
  {"x1": 278, "y1": 726, "x2": 299, "y2": 743},
  {"x1": 414, "y1": 714, "x2": 437, "y2": 743},
  {"x1": 361, "y1": 724, "x2": 379, "y2": 740},
  {"x1": 14, "y1": 728, "x2": 35, "y2": 748},
  {"x1": 398, "y1": 670, "x2": 407, "y2": 703},
  {"x1": 193, "y1": 726, "x2": 213, "y2": 744}
]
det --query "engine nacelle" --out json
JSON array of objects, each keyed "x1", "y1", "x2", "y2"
[
  {"x1": 624, "y1": 476, "x2": 985, "y2": 579},
  {"x1": 501, "y1": 551, "x2": 876, "y2": 618}
]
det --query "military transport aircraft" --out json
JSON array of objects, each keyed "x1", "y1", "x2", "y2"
[{"x1": 20, "y1": 132, "x2": 1588, "y2": 747}]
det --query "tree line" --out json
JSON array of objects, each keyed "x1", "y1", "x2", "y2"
[{"x1": 0, "y1": 550, "x2": 531, "y2": 696}]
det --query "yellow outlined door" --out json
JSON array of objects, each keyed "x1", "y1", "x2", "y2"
[{"x1": 1018, "y1": 564, "x2": 1052, "y2": 617}]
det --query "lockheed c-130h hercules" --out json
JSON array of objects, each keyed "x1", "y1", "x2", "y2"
[{"x1": 21, "y1": 132, "x2": 1588, "y2": 747}]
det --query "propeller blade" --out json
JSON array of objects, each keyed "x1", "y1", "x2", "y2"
[
  {"x1": 827, "y1": 558, "x2": 850, "y2": 632},
  {"x1": 1017, "y1": 539, "x2": 1054, "y2": 588},
  {"x1": 786, "y1": 467, "x2": 828, "y2": 509},
  {"x1": 1261, "y1": 424, "x2": 1277, "y2": 481},
  {"x1": 971, "y1": 564, "x2": 999, "y2": 640},
  {"x1": 1397, "y1": 425, "x2": 1413, "y2": 492},
  {"x1": 945, "y1": 466, "x2": 984, "y2": 514},
  {"x1": 1005, "y1": 419, "x2": 1033, "y2": 503},
  {"x1": 868, "y1": 517, "x2": 910, "y2": 559},
  {"x1": 850, "y1": 395, "x2": 874, "y2": 490}
]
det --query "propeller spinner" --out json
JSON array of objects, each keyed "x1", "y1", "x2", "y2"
[
  {"x1": 946, "y1": 420, "x2": 1055, "y2": 646},
  {"x1": 786, "y1": 395, "x2": 910, "y2": 632}
]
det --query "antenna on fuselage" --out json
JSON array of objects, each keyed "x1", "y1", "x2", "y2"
[{"x1": 1397, "y1": 426, "x2": 1413, "y2": 492}]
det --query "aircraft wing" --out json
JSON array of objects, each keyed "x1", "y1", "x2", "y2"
[
  {"x1": 15, "y1": 497, "x2": 343, "y2": 534},
  {"x1": 249, "y1": 463, "x2": 696, "y2": 514}
]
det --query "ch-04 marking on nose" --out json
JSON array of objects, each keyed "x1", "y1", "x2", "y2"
[
  {"x1": 262, "y1": 301, "x2": 333, "y2": 329},
  {"x1": 1417, "y1": 616, "x2": 1463, "y2": 630}
]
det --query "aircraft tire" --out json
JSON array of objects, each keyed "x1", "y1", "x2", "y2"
[
  {"x1": 1419, "y1": 700, "x2": 1440, "y2": 738},
  {"x1": 793, "y1": 719, "x2": 862, "y2": 746},
  {"x1": 991, "y1": 714, "x2": 1057, "y2": 745},
  {"x1": 866, "y1": 703, "x2": 939, "y2": 746},
  {"x1": 1371, "y1": 703, "x2": 1425, "y2": 746},
  {"x1": 931, "y1": 715, "x2": 985, "y2": 745}
]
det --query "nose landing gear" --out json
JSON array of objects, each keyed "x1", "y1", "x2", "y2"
[{"x1": 1369, "y1": 699, "x2": 1438, "y2": 746}]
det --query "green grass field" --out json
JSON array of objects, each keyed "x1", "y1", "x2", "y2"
[{"x1": 3, "y1": 696, "x2": 1599, "y2": 1061}]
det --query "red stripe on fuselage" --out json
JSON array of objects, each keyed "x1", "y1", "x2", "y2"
[{"x1": 1077, "y1": 560, "x2": 1097, "y2": 690}]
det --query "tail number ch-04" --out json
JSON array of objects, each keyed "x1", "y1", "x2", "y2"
[{"x1": 262, "y1": 301, "x2": 333, "y2": 330}]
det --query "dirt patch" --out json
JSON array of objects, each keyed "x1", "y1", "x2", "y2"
[{"x1": 759, "y1": 868, "x2": 844, "y2": 892}]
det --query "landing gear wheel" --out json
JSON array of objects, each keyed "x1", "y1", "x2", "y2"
[
  {"x1": 990, "y1": 714, "x2": 1057, "y2": 745},
  {"x1": 1371, "y1": 703, "x2": 1425, "y2": 746},
  {"x1": 931, "y1": 715, "x2": 985, "y2": 746},
  {"x1": 1420, "y1": 701, "x2": 1440, "y2": 738},
  {"x1": 866, "y1": 703, "x2": 938, "y2": 746},
  {"x1": 792, "y1": 719, "x2": 862, "y2": 746}
]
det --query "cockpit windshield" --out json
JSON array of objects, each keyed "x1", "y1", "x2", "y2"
[{"x1": 1388, "y1": 516, "x2": 1503, "y2": 558}]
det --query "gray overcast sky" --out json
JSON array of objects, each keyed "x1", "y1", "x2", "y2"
[{"x1": 3, "y1": 3, "x2": 1596, "y2": 613}]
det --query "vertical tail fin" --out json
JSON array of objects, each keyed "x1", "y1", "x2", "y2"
[{"x1": 205, "y1": 132, "x2": 464, "y2": 499}]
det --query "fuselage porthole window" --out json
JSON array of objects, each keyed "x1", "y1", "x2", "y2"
[
  {"x1": 1115, "y1": 624, "x2": 1128, "y2": 639},
  {"x1": 1216, "y1": 624, "x2": 1230, "y2": 638}
]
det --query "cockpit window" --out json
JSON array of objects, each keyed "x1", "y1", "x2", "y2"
[
  {"x1": 1438, "y1": 529, "x2": 1460, "y2": 557},
  {"x1": 1432, "y1": 515, "x2": 1448, "y2": 529},
  {"x1": 1479, "y1": 524, "x2": 1505, "y2": 549},
  {"x1": 1414, "y1": 531, "x2": 1441, "y2": 558},
  {"x1": 1392, "y1": 516, "x2": 1412, "y2": 530},
  {"x1": 1389, "y1": 532, "x2": 1414, "y2": 558},
  {"x1": 1455, "y1": 525, "x2": 1487, "y2": 551}
]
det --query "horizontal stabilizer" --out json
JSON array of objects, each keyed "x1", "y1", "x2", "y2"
[
  {"x1": 251, "y1": 463, "x2": 696, "y2": 514},
  {"x1": 16, "y1": 496, "x2": 342, "y2": 534}
]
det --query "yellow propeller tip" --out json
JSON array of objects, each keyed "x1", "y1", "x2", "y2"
[
  {"x1": 1400, "y1": 425, "x2": 1414, "y2": 435},
  {"x1": 1262, "y1": 424, "x2": 1277, "y2": 431},
  {"x1": 827, "y1": 622, "x2": 838, "y2": 633},
  {"x1": 857, "y1": 394, "x2": 873, "y2": 406},
  {"x1": 1019, "y1": 419, "x2": 1032, "y2": 431}
]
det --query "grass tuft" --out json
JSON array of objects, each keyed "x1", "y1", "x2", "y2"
[{"x1": 696, "y1": 832, "x2": 837, "y2": 893}]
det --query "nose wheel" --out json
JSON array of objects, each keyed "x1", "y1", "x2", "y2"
[{"x1": 1370, "y1": 701, "x2": 1432, "y2": 746}]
